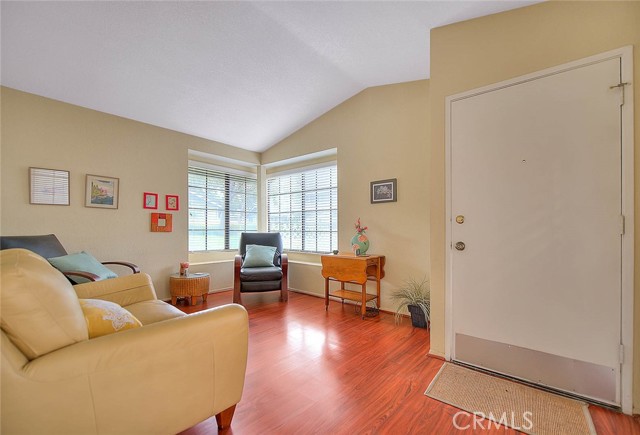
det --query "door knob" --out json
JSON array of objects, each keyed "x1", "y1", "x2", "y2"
[{"x1": 455, "y1": 242, "x2": 466, "y2": 251}]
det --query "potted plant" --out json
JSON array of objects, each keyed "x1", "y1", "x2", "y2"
[{"x1": 390, "y1": 277, "x2": 430, "y2": 329}]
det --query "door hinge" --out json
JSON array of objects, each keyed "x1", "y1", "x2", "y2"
[
  {"x1": 619, "y1": 344, "x2": 625, "y2": 364},
  {"x1": 610, "y1": 82, "x2": 630, "y2": 106},
  {"x1": 620, "y1": 215, "x2": 626, "y2": 235}
]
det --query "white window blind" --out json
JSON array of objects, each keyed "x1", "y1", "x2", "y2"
[
  {"x1": 267, "y1": 164, "x2": 337, "y2": 253},
  {"x1": 29, "y1": 167, "x2": 70, "y2": 205},
  {"x1": 188, "y1": 166, "x2": 257, "y2": 251}
]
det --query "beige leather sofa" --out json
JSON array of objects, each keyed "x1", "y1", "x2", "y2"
[{"x1": 1, "y1": 248, "x2": 249, "y2": 435}]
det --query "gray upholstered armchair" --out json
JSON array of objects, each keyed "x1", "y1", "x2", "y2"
[{"x1": 233, "y1": 232, "x2": 288, "y2": 305}]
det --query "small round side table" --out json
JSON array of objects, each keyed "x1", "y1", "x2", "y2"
[{"x1": 169, "y1": 272, "x2": 210, "y2": 306}]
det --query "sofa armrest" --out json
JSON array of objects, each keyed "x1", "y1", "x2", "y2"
[
  {"x1": 14, "y1": 304, "x2": 248, "y2": 435},
  {"x1": 72, "y1": 272, "x2": 157, "y2": 306}
]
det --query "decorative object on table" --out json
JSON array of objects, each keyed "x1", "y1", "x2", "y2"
[
  {"x1": 370, "y1": 178, "x2": 397, "y2": 204},
  {"x1": 390, "y1": 276, "x2": 430, "y2": 329},
  {"x1": 180, "y1": 261, "x2": 189, "y2": 276},
  {"x1": 166, "y1": 194, "x2": 179, "y2": 211},
  {"x1": 143, "y1": 192, "x2": 158, "y2": 209},
  {"x1": 351, "y1": 217, "x2": 370, "y2": 256},
  {"x1": 150, "y1": 212, "x2": 173, "y2": 232},
  {"x1": 85, "y1": 174, "x2": 119, "y2": 209},
  {"x1": 29, "y1": 167, "x2": 70, "y2": 206},
  {"x1": 332, "y1": 249, "x2": 339, "y2": 255}
]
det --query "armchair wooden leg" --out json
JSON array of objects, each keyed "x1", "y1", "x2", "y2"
[{"x1": 215, "y1": 404, "x2": 237, "y2": 429}]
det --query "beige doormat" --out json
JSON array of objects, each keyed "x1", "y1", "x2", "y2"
[{"x1": 425, "y1": 362, "x2": 596, "y2": 435}]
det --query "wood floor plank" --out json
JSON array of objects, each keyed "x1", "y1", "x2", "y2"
[{"x1": 177, "y1": 291, "x2": 640, "y2": 434}]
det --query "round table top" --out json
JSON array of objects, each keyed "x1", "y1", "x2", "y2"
[{"x1": 170, "y1": 272, "x2": 210, "y2": 279}]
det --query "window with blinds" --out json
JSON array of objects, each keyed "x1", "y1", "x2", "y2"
[
  {"x1": 267, "y1": 164, "x2": 338, "y2": 253},
  {"x1": 188, "y1": 166, "x2": 257, "y2": 251},
  {"x1": 29, "y1": 167, "x2": 70, "y2": 205}
]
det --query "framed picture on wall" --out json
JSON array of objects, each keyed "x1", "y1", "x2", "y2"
[
  {"x1": 85, "y1": 174, "x2": 119, "y2": 209},
  {"x1": 166, "y1": 194, "x2": 179, "y2": 211},
  {"x1": 143, "y1": 192, "x2": 158, "y2": 209},
  {"x1": 29, "y1": 167, "x2": 70, "y2": 206},
  {"x1": 370, "y1": 178, "x2": 397, "y2": 203},
  {"x1": 151, "y1": 212, "x2": 173, "y2": 232}
]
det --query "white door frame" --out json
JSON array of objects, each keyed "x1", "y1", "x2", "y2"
[{"x1": 444, "y1": 46, "x2": 634, "y2": 413}]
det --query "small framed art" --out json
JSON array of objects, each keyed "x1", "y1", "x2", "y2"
[
  {"x1": 151, "y1": 213, "x2": 173, "y2": 232},
  {"x1": 370, "y1": 178, "x2": 397, "y2": 204},
  {"x1": 86, "y1": 174, "x2": 119, "y2": 209},
  {"x1": 30, "y1": 167, "x2": 70, "y2": 205},
  {"x1": 143, "y1": 192, "x2": 158, "y2": 209},
  {"x1": 166, "y1": 194, "x2": 179, "y2": 211}
]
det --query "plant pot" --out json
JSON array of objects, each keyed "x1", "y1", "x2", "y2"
[{"x1": 408, "y1": 304, "x2": 428, "y2": 329}]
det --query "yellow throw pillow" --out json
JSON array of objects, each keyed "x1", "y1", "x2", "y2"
[{"x1": 79, "y1": 299, "x2": 142, "y2": 338}]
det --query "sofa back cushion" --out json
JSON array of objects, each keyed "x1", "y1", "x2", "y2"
[{"x1": 0, "y1": 248, "x2": 88, "y2": 360}]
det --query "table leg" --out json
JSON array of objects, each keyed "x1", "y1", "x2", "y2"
[
  {"x1": 361, "y1": 283, "x2": 366, "y2": 319},
  {"x1": 191, "y1": 296, "x2": 197, "y2": 306},
  {"x1": 171, "y1": 296, "x2": 177, "y2": 305},
  {"x1": 202, "y1": 292, "x2": 208, "y2": 303},
  {"x1": 325, "y1": 278, "x2": 329, "y2": 311},
  {"x1": 376, "y1": 259, "x2": 381, "y2": 308}
]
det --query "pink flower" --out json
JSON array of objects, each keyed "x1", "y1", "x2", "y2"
[
  {"x1": 358, "y1": 235, "x2": 367, "y2": 242},
  {"x1": 354, "y1": 217, "x2": 368, "y2": 233}
]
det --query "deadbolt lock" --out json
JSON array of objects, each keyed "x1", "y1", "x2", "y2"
[
  {"x1": 455, "y1": 241, "x2": 466, "y2": 251},
  {"x1": 455, "y1": 215, "x2": 465, "y2": 224}
]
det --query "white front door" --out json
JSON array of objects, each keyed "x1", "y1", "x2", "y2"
[{"x1": 448, "y1": 51, "x2": 631, "y2": 407}]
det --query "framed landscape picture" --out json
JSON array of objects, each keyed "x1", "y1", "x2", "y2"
[
  {"x1": 85, "y1": 174, "x2": 119, "y2": 209},
  {"x1": 370, "y1": 178, "x2": 397, "y2": 204}
]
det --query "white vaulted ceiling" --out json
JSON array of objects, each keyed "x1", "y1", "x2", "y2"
[{"x1": 1, "y1": 1, "x2": 539, "y2": 152}]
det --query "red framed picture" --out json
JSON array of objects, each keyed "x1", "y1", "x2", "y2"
[
  {"x1": 143, "y1": 192, "x2": 158, "y2": 209},
  {"x1": 151, "y1": 213, "x2": 173, "y2": 232},
  {"x1": 166, "y1": 194, "x2": 179, "y2": 211}
]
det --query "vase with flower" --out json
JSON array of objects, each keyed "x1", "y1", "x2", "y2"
[{"x1": 351, "y1": 218, "x2": 370, "y2": 256}]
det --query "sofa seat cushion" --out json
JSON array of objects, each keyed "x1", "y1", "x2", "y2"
[
  {"x1": 240, "y1": 266, "x2": 282, "y2": 282},
  {"x1": 79, "y1": 299, "x2": 142, "y2": 338},
  {"x1": 0, "y1": 249, "x2": 88, "y2": 360},
  {"x1": 125, "y1": 300, "x2": 186, "y2": 325}
]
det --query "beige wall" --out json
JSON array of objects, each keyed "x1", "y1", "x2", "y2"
[
  {"x1": 263, "y1": 80, "x2": 430, "y2": 312},
  {"x1": 429, "y1": 1, "x2": 640, "y2": 411},
  {"x1": 0, "y1": 87, "x2": 260, "y2": 299}
]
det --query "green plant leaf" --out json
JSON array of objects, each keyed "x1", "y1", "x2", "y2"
[{"x1": 390, "y1": 276, "x2": 430, "y2": 326}]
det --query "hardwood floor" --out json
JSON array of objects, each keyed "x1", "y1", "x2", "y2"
[{"x1": 177, "y1": 291, "x2": 640, "y2": 435}]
